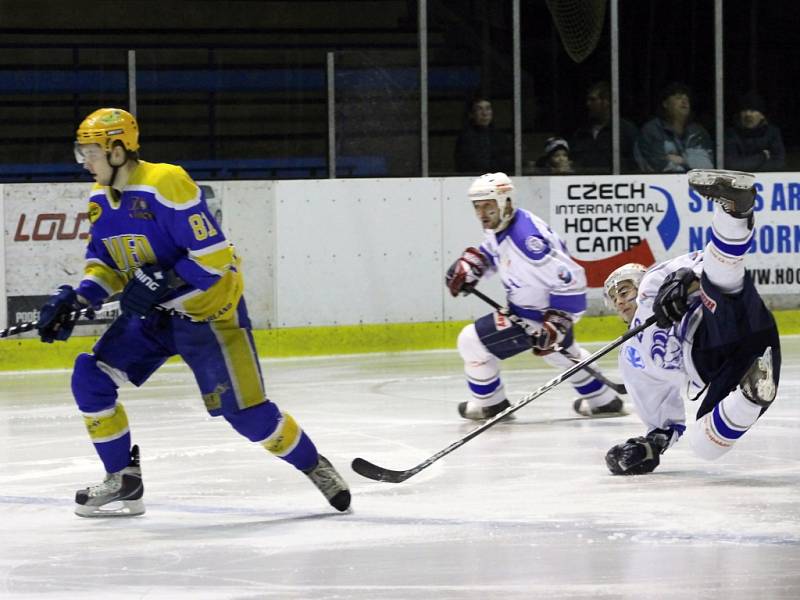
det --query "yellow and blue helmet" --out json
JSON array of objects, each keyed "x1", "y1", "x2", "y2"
[{"x1": 75, "y1": 108, "x2": 140, "y2": 157}]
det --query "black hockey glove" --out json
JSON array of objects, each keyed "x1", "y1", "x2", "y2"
[
  {"x1": 446, "y1": 247, "x2": 488, "y2": 297},
  {"x1": 652, "y1": 267, "x2": 698, "y2": 328},
  {"x1": 37, "y1": 285, "x2": 91, "y2": 343},
  {"x1": 605, "y1": 429, "x2": 672, "y2": 475},
  {"x1": 120, "y1": 265, "x2": 170, "y2": 317},
  {"x1": 531, "y1": 309, "x2": 572, "y2": 353}
]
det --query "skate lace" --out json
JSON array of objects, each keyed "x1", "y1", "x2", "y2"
[
  {"x1": 308, "y1": 460, "x2": 344, "y2": 498},
  {"x1": 86, "y1": 473, "x2": 122, "y2": 498}
]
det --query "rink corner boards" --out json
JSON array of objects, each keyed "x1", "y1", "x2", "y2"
[{"x1": 3, "y1": 311, "x2": 800, "y2": 371}]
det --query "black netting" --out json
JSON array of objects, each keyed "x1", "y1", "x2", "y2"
[{"x1": 545, "y1": 0, "x2": 608, "y2": 63}]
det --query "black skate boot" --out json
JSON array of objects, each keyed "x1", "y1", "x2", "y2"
[
  {"x1": 740, "y1": 347, "x2": 777, "y2": 407},
  {"x1": 687, "y1": 169, "x2": 756, "y2": 218},
  {"x1": 573, "y1": 396, "x2": 626, "y2": 417},
  {"x1": 304, "y1": 454, "x2": 351, "y2": 512},
  {"x1": 75, "y1": 445, "x2": 145, "y2": 517},
  {"x1": 457, "y1": 398, "x2": 514, "y2": 421}
]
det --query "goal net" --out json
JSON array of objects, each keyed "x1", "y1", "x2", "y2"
[{"x1": 545, "y1": 0, "x2": 608, "y2": 63}]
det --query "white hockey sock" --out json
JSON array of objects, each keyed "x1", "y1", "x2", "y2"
[
  {"x1": 704, "y1": 205, "x2": 754, "y2": 294},
  {"x1": 457, "y1": 324, "x2": 506, "y2": 407},
  {"x1": 688, "y1": 388, "x2": 762, "y2": 460},
  {"x1": 541, "y1": 344, "x2": 616, "y2": 407}
]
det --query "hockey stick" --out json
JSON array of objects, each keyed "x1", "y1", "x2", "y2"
[
  {"x1": 465, "y1": 287, "x2": 627, "y2": 395},
  {"x1": 351, "y1": 314, "x2": 655, "y2": 483},
  {"x1": 0, "y1": 301, "x2": 120, "y2": 339}
]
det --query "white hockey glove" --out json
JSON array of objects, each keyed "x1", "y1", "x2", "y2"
[
  {"x1": 530, "y1": 309, "x2": 572, "y2": 353},
  {"x1": 446, "y1": 247, "x2": 488, "y2": 297}
]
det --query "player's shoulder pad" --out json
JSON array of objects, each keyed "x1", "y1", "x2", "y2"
[
  {"x1": 505, "y1": 210, "x2": 551, "y2": 261},
  {"x1": 130, "y1": 161, "x2": 202, "y2": 211},
  {"x1": 86, "y1": 185, "x2": 112, "y2": 216}
]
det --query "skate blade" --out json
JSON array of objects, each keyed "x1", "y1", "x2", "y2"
[
  {"x1": 585, "y1": 409, "x2": 630, "y2": 418},
  {"x1": 573, "y1": 407, "x2": 629, "y2": 418},
  {"x1": 461, "y1": 412, "x2": 516, "y2": 422},
  {"x1": 75, "y1": 499, "x2": 145, "y2": 518},
  {"x1": 688, "y1": 169, "x2": 754, "y2": 189}
]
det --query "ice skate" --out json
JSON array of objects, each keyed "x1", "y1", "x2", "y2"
[
  {"x1": 687, "y1": 169, "x2": 756, "y2": 217},
  {"x1": 573, "y1": 396, "x2": 625, "y2": 417},
  {"x1": 305, "y1": 454, "x2": 351, "y2": 512},
  {"x1": 75, "y1": 445, "x2": 145, "y2": 517},
  {"x1": 457, "y1": 398, "x2": 514, "y2": 421},
  {"x1": 740, "y1": 347, "x2": 777, "y2": 407}
]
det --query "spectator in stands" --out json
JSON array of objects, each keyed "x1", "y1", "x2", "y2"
[
  {"x1": 570, "y1": 81, "x2": 638, "y2": 173},
  {"x1": 454, "y1": 95, "x2": 512, "y2": 174},
  {"x1": 635, "y1": 82, "x2": 714, "y2": 173},
  {"x1": 725, "y1": 91, "x2": 785, "y2": 172},
  {"x1": 534, "y1": 137, "x2": 574, "y2": 175}
]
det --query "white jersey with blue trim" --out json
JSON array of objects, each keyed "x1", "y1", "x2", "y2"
[
  {"x1": 478, "y1": 208, "x2": 588, "y2": 326},
  {"x1": 619, "y1": 251, "x2": 706, "y2": 433}
]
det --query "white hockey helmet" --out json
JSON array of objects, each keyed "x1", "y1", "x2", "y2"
[
  {"x1": 468, "y1": 172, "x2": 515, "y2": 231},
  {"x1": 603, "y1": 263, "x2": 647, "y2": 317}
]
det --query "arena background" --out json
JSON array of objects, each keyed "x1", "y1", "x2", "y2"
[{"x1": 2, "y1": 0, "x2": 799, "y2": 368}]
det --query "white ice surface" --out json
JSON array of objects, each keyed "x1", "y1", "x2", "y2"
[{"x1": 1, "y1": 339, "x2": 799, "y2": 599}]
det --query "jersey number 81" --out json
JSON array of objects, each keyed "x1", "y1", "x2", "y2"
[{"x1": 189, "y1": 213, "x2": 218, "y2": 241}]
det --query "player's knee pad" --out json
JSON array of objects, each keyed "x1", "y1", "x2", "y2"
[
  {"x1": 223, "y1": 400, "x2": 281, "y2": 442},
  {"x1": 457, "y1": 324, "x2": 491, "y2": 363},
  {"x1": 71, "y1": 353, "x2": 119, "y2": 413}
]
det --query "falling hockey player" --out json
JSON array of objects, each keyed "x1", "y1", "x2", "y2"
[
  {"x1": 604, "y1": 169, "x2": 780, "y2": 475},
  {"x1": 36, "y1": 108, "x2": 351, "y2": 516},
  {"x1": 446, "y1": 172, "x2": 624, "y2": 421}
]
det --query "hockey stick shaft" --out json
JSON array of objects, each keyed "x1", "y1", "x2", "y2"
[
  {"x1": 0, "y1": 301, "x2": 120, "y2": 339},
  {"x1": 351, "y1": 314, "x2": 655, "y2": 483},
  {"x1": 466, "y1": 287, "x2": 626, "y2": 394}
]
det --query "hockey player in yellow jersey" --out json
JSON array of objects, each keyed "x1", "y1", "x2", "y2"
[{"x1": 36, "y1": 108, "x2": 350, "y2": 516}]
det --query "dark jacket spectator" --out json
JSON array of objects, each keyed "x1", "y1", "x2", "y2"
[
  {"x1": 635, "y1": 82, "x2": 714, "y2": 173},
  {"x1": 570, "y1": 81, "x2": 638, "y2": 173},
  {"x1": 725, "y1": 91, "x2": 785, "y2": 172},
  {"x1": 454, "y1": 97, "x2": 512, "y2": 174}
]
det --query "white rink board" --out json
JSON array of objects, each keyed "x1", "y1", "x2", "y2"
[
  {"x1": 273, "y1": 179, "x2": 444, "y2": 327},
  {"x1": 0, "y1": 184, "x2": 5, "y2": 330},
  {"x1": 212, "y1": 180, "x2": 276, "y2": 328},
  {"x1": 3, "y1": 182, "x2": 89, "y2": 297},
  {"x1": 3, "y1": 173, "x2": 800, "y2": 331}
]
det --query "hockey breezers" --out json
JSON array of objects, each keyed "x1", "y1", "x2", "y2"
[
  {"x1": 351, "y1": 314, "x2": 656, "y2": 483},
  {"x1": 465, "y1": 287, "x2": 627, "y2": 395},
  {"x1": 0, "y1": 301, "x2": 120, "y2": 339}
]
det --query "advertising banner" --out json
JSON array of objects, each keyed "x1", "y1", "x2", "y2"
[
  {"x1": 2, "y1": 181, "x2": 224, "y2": 329},
  {"x1": 548, "y1": 174, "x2": 800, "y2": 299},
  {"x1": 3, "y1": 183, "x2": 89, "y2": 328}
]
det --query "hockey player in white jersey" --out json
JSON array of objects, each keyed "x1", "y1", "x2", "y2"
[
  {"x1": 446, "y1": 172, "x2": 623, "y2": 420},
  {"x1": 604, "y1": 169, "x2": 780, "y2": 475}
]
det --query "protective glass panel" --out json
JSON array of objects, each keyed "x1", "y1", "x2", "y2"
[
  {"x1": 0, "y1": 46, "x2": 127, "y2": 182},
  {"x1": 333, "y1": 50, "x2": 419, "y2": 178},
  {"x1": 618, "y1": 0, "x2": 716, "y2": 174},
  {"x1": 134, "y1": 48, "x2": 328, "y2": 181},
  {"x1": 521, "y1": 0, "x2": 615, "y2": 175},
  {"x1": 426, "y1": 0, "x2": 514, "y2": 176},
  {"x1": 723, "y1": 1, "x2": 794, "y2": 172}
]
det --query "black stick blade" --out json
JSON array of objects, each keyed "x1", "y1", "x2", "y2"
[{"x1": 351, "y1": 457, "x2": 413, "y2": 483}]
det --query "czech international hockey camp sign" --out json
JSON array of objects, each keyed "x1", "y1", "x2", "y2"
[{"x1": 548, "y1": 173, "x2": 800, "y2": 296}]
